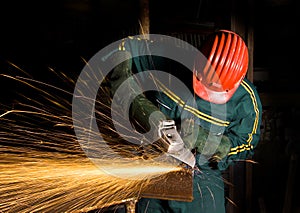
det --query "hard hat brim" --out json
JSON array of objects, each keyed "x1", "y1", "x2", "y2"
[{"x1": 193, "y1": 75, "x2": 239, "y2": 104}]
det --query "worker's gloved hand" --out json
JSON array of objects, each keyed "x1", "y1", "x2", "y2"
[
  {"x1": 108, "y1": 50, "x2": 167, "y2": 154},
  {"x1": 108, "y1": 50, "x2": 167, "y2": 139},
  {"x1": 130, "y1": 94, "x2": 172, "y2": 157},
  {"x1": 131, "y1": 94, "x2": 166, "y2": 137},
  {"x1": 180, "y1": 119, "x2": 231, "y2": 168}
]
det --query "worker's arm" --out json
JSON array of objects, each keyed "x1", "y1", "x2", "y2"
[
  {"x1": 220, "y1": 80, "x2": 262, "y2": 170},
  {"x1": 107, "y1": 50, "x2": 166, "y2": 134},
  {"x1": 107, "y1": 44, "x2": 196, "y2": 167}
]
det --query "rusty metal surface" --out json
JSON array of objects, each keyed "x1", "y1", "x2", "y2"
[
  {"x1": 83, "y1": 168, "x2": 193, "y2": 212},
  {"x1": 140, "y1": 168, "x2": 193, "y2": 202}
]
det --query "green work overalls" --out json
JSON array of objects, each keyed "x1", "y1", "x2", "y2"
[{"x1": 106, "y1": 36, "x2": 262, "y2": 213}]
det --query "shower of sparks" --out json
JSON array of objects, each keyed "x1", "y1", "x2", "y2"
[
  {"x1": 0, "y1": 147, "x2": 180, "y2": 213},
  {"x1": 0, "y1": 63, "x2": 183, "y2": 212},
  {"x1": 0, "y1": 59, "x2": 260, "y2": 212}
]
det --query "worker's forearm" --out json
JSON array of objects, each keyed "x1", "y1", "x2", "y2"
[
  {"x1": 131, "y1": 94, "x2": 166, "y2": 132},
  {"x1": 108, "y1": 50, "x2": 166, "y2": 132}
]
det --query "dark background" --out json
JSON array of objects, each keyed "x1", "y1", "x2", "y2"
[
  {"x1": 0, "y1": 0, "x2": 299, "y2": 213},
  {"x1": 0, "y1": 0, "x2": 299, "y2": 96}
]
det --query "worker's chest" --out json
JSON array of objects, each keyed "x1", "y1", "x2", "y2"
[{"x1": 181, "y1": 97, "x2": 234, "y2": 135}]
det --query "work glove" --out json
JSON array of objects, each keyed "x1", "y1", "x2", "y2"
[
  {"x1": 180, "y1": 119, "x2": 231, "y2": 168},
  {"x1": 107, "y1": 50, "x2": 166, "y2": 153},
  {"x1": 108, "y1": 50, "x2": 166, "y2": 134},
  {"x1": 130, "y1": 94, "x2": 166, "y2": 135},
  {"x1": 131, "y1": 96, "x2": 174, "y2": 159}
]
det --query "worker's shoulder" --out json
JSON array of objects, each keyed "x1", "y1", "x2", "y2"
[
  {"x1": 235, "y1": 78, "x2": 262, "y2": 107},
  {"x1": 240, "y1": 78, "x2": 260, "y2": 96}
]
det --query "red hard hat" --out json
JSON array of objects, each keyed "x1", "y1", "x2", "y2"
[{"x1": 193, "y1": 29, "x2": 249, "y2": 104}]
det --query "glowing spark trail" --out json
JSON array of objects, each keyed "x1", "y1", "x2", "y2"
[
  {"x1": 0, "y1": 64, "x2": 182, "y2": 212},
  {"x1": 0, "y1": 147, "x2": 180, "y2": 213},
  {"x1": 1, "y1": 43, "x2": 255, "y2": 211}
]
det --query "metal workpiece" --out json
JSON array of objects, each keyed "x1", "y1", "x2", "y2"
[
  {"x1": 87, "y1": 167, "x2": 193, "y2": 213},
  {"x1": 140, "y1": 166, "x2": 194, "y2": 202},
  {"x1": 125, "y1": 167, "x2": 193, "y2": 213}
]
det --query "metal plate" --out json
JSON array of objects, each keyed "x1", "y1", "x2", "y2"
[{"x1": 140, "y1": 168, "x2": 193, "y2": 202}]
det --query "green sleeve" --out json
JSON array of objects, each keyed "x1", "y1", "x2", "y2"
[
  {"x1": 108, "y1": 50, "x2": 166, "y2": 133},
  {"x1": 219, "y1": 82, "x2": 262, "y2": 170}
]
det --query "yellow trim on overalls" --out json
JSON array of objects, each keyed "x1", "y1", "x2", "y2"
[
  {"x1": 228, "y1": 80, "x2": 260, "y2": 155},
  {"x1": 155, "y1": 79, "x2": 230, "y2": 127}
]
